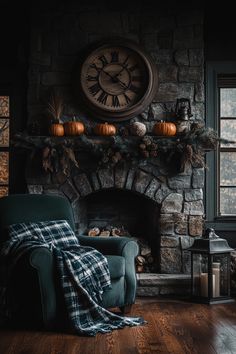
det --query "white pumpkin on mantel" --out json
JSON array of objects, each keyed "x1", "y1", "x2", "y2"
[{"x1": 129, "y1": 122, "x2": 147, "y2": 137}]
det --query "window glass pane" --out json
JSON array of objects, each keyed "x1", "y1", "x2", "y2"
[
  {"x1": 220, "y1": 88, "x2": 236, "y2": 117},
  {"x1": 0, "y1": 96, "x2": 9, "y2": 117},
  {"x1": 220, "y1": 187, "x2": 236, "y2": 215},
  {"x1": 0, "y1": 118, "x2": 9, "y2": 147},
  {"x1": 0, "y1": 152, "x2": 9, "y2": 184},
  {"x1": 220, "y1": 152, "x2": 236, "y2": 186},
  {"x1": 0, "y1": 186, "x2": 8, "y2": 198},
  {"x1": 220, "y1": 119, "x2": 236, "y2": 147}
]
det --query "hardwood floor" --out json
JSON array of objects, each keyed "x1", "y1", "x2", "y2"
[{"x1": 1, "y1": 297, "x2": 236, "y2": 354}]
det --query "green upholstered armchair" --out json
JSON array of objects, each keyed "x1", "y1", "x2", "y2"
[{"x1": 0, "y1": 194, "x2": 139, "y2": 330}]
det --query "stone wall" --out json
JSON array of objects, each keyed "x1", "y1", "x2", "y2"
[
  {"x1": 28, "y1": 3, "x2": 204, "y2": 132},
  {"x1": 26, "y1": 3, "x2": 205, "y2": 274}
]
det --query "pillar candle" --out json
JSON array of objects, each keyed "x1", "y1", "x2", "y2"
[{"x1": 200, "y1": 273, "x2": 216, "y2": 297}]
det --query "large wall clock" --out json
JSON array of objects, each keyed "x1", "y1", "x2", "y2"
[{"x1": 77, "y1": 38, "x2": 158, "y2": 122}]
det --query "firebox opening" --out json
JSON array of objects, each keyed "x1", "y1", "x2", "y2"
[{"x1": 77, "y1": 189, "x2": 161, "y2": 273}]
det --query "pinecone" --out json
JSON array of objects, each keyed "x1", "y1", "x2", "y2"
[
  {"x1": 141, "y1": 150, "x2": 150, "y2": 158},
  {"x1": 139, "y1": 143, "x2": 146, "y2": 150},
  {"x1": 142, "y1": 136, "x2": 152, "y2": 146},
  {"x1": 150, "y1": 150, "x2": 158, "y2": 157}
]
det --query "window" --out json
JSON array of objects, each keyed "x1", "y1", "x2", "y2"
[
  {"x1": 0, "y1": 95, "x2": 10, "y2": 198},
  {"x1": 218, "y1": 80, "x2": 236, "y2": 215},
  {"x1": 206, "y1": 62, "x2": 236, "y2": 227}
]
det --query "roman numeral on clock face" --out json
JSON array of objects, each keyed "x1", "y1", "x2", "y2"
[
  {"x1": 99, "y1": 55, "x2": 108, "y2": 67},
  {"x1": 87, "y1": 74, "x2": 98, "y2": 81},
  {"x1": 111, "y1": 51, "x2": 119, "y2": 62},
  {"x1": 123, "y1": 56, "x2": 129, "y2": 66},
  {"x1": 129, "y1": 64, "x2": 138, "y2": 72},
  {"x1": 112, "y1": 95, "x2": 120, "y2": 107},
  {"x1": 97, "y1": 91, "x2": 108, "y2": 105},
  {"x1": 124, "y1": 93, "x2": 131, "y2": 104},
  {"x1": 89, "y1": 83, "x2": 100, "y2": 96},
  {"x1": 89, "y1": 63, "x2": 101, "y2": 72}
]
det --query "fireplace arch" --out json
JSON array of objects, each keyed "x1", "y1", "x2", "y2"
[{"x1": 27, "y1": 165, "x2": 204, "y2": 274}]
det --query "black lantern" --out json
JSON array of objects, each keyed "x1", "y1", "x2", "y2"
[
  {"x1": 188, "y1": 228, "x2": 234, "y2": 304},
  {"x1": 175, "y1": 98, "x2": 193, "y2": 121}
]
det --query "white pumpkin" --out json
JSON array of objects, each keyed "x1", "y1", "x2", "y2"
[{"x1": 129, "y1": 122, "x2": 147, "y2": 137}]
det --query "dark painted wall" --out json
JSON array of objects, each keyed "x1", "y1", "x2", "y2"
[
  {"x1": 0, "y1": 3, "x2": 30, "y2": 193},
  {"x1": 205, "y1": 4, "x2": 236, "y2": 60}
]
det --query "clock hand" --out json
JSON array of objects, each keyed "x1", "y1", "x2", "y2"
[
  {"x1": 103, "y1": 70, "x2": 129, "y2": 89},
  {"x1": 116, "y1": 78, "x2": 129, "y2": 89},
  {"x1": 103, "y1": 70, "x2": 118, "y2": 83},
  {"x1": 114, "y1": 64, "x2": 128, "y2": 78}
]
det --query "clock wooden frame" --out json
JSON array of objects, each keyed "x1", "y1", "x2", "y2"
[{"x1": 76, "y1": 38, "x2": 159, "y2": 122}]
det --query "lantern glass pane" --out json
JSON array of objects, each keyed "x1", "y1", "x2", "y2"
[
  {"x1": 192, "y1": 253, "x2": 208, "y2": 297},
  {"x1": 212, "y1": 254, "x2": 229, "y2": 297},
  {"x1": 199, "y1": 254, "x2": 209, "y2": 297}
]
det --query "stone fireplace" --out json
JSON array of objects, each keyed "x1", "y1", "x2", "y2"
[
  {"x1": 24, "y1": 3, "x2": 205, "y2": 292},
  {"x1": 27, "y1": 160, "x2": 204, "y2": 275}
]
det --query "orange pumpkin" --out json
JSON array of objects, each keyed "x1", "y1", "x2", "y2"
[
  {"x1": 153, "y1": 121, "x2": 176, "y2": 136},
  {"x1": 64, "y1": 117, "x2": 85, "y2": 136},
  {"x1": 49, "y1": 123, "x2": 64, "y2": 136},
  {"x1": 94, "y1": 122, "x2": 116, "y2": 136}
]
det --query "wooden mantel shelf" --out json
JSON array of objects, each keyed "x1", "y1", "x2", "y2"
[
  {"x1": 12, "y1": 127, "x2": 220, "y2": 175},
  {"x1": 12, "y1": 133, "x2": 179, "y2": 151}
]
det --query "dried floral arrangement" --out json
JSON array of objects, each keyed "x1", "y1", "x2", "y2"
[
  {"x1": 46, "y1": 89, "x2": 64, "y2": 123},
  {"x1": 156, "y1": 122, "x2": 233, "y2": 174},
  {"x1": 136, "y1": 122, "x2": 234, "y2": 174},
  {"x1": 42, "y1": 145, "x2": 79, "y2": 176}
]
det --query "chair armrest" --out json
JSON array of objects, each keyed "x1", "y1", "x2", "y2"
[
  {"x1": 78, "y1": 235, "x2": 139, "y2": 305},
  {"x1": 78, "y1": 235, "x2": 138, "y2": 256},
  {"x1": 10, "y1": 247, "x2": 57, "y2": 330}
]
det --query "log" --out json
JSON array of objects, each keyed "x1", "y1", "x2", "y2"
[
  {"x1": 136, "y1": 265, "x2": 144, "y2": 273},
  {"x1": 136, "y1": 255, "x2": 146, "y2": 265},
  {"x1": 88, "y1": 227, "x2": 100, "y2": 236},
  {"x1": 99, "y1": 230, "x2": 110, "y2": 237},
  {"x1": 146, "y1": 254, "x2": 154, "y2": 264},
  {"x1": 140, "y1": 245, "x2": 152, "y2": 257},
  {"x1": 111, "y1": 228, "x2": 121, "y2": 237}
]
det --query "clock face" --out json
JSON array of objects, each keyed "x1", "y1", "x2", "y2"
[{"x1": 78, "y1": 40, "x2": 158, "y2": 121}]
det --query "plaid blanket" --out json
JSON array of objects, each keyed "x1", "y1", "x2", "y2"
[{"x1": 0, "y1": 220, "x2": 145, "y2": 336}]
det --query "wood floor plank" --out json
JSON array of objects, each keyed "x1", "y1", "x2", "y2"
[{"x1": 1, "y1": 298, "x2": 236, "y2": 354}]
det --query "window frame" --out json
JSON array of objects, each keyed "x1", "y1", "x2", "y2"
[
  {"x1": 206, "y1": 61, "x2": 236, "y2": 230},
  {"x1": 0, "y1": 91, "x2": 10, "y2": 197}
]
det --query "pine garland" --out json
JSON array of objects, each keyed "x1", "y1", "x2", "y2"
[{"x1": 12, "y1": 123, "x2": 234, "y2": 177}]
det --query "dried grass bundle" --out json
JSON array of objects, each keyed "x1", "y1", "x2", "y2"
[{"x1": 47, "y1": 89, "x2": 64, "y2": 123}]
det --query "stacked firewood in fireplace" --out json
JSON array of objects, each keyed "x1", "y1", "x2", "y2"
[
  {"x1": 136, "y1": 238, "x2": 156, "y2": 273},
  {"x1": 87, "y1": 227, "x2": 156, "y2": 273},
  {"x1": 87, "y1": 226, "x2": 130, "y2": 237}
]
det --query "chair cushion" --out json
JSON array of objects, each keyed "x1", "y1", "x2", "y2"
[{"x1": 105, "y1": 255, "x2": 125, "y2": 279}]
